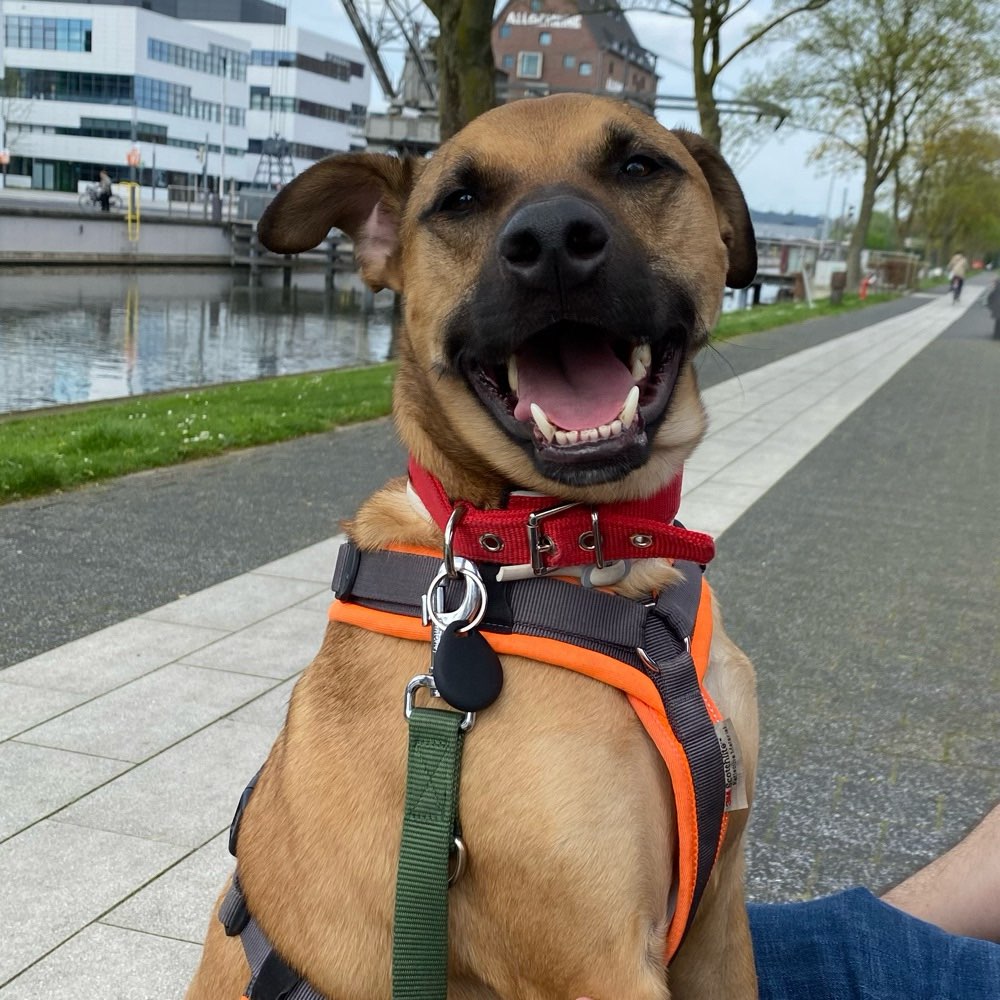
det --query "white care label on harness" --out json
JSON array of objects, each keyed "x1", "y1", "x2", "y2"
[{"x1": 715, "y1": 719, "x2": 748, "y2": 812}]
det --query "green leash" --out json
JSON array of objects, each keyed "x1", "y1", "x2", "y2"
[{"x1": 392, "y1": 705, "x2": 465, "y2": 1000}]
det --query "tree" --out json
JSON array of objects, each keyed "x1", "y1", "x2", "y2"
[
  {"x1": 424, "y1": 0, "x2": 496, "y2": 140},
  {"x1": 619, "y1": 0, "x2": 830, "y2": 149},
  {"x1": 903, "y1": 125, "x2": 1000, "y2": 265},
  {"x1": 744, "y1": 0, "x2": 998, "y2": 288}
]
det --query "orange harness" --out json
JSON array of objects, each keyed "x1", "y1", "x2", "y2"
[{"x1": 329, "y1": 542, "x2": 738, "y2": 964}]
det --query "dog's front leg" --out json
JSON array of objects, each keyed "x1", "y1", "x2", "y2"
[
  {"x1": 185, "y1": 880, "x2": 252, "y2": 1000},
  {"x1": 665, "y1": 812, "x2": 758, "y2": 1000}
]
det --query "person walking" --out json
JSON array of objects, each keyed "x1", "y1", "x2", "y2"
[{"x1": 987, "y1": 278, "x2": 1000, "y2": 339}]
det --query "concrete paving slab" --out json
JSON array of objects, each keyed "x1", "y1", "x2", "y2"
[
  {"x1": 252, "y1": 536, "x2": 345, "y2": 584},
  {"x1": 180, "y1": 606, "x2": 326, "y2": 679},
  {"x1": 0, "y1": 682, "x2": 87, "y2": 741},
  {"x1": 0, "y1": 922, "x2": 201, "y2": 999},
  {"x1": 55, "y1": 718, "x2": 277, "y2": 848},
  {"x1": 0, "y1": 742, "x2": 129, "y2": 841},
  {"x1": 0, "y1": 618, "x2": 226, "y2": 697},
  {"x1": 18, "y1": 663, "x2": 277, "y2": 763},
  {"x1": 142, "y1": 573, "x2": 326, "y2": 632},
  {"x1": 103, "y1": 832, "x2": 232, "y2": 945},
  {"x1": 0, "y1": 820, "x2": 184, "y2": 984}
]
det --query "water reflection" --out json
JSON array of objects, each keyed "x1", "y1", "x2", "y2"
[{"x1": 0, "y1": 268, "x2": 397, "y2": 413}]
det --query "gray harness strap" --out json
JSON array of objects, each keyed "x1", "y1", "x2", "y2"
[{"x1": 220, "y1": 541, "x2": 727, "y2": 995}]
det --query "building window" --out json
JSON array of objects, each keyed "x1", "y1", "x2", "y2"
[
  {"x1": 502, "y1": 54, "x2": 514, "y2": 69},
  {"x1": 539, "y1": 31, "x2": 551, "y2": 45},
  {"x1": 530, "y1": 0, "x2": 542, "y2": 10},
  {"x1": 563, "y1": 54, "x2": 576, "y2": 69},
  {"x1": 4, "y1": 16, "x2": 92, "y2": 52},
  {"x1": 499, "y1": 25, "x2": 511, "y2": 38},
  {"x1": 579, "y1": 61, "x2": 593, "y2": 76},
  {"x1": 517, "y1": 51, "x2": 543, "y2": 79},
  {"x1": 608, "y1": 60, "x2": 615, "y2": 74}
]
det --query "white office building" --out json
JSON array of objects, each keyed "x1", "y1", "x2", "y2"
[{"x1": 0, "y1": 0, "x2": 369, "y2": 192}]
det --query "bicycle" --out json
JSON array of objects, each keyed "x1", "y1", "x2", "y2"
[
  {"x1": 950, "y1": 274, "x2": 963, "y2": 303},
  {"x1": 79, "y1": 184, "x2": 124, "y2": 212}
]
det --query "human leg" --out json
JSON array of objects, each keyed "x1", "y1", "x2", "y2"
[
  {"x1": 748, "y1": 888, "x2": 1000, "y2": 1000},
  {"x1": 881, "y1": 801, "x2": 1000, "y2": 943}
]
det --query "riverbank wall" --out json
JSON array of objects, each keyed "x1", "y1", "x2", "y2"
[{"x1": 0, "y1": 203, "x2": 235, "y2": 265}]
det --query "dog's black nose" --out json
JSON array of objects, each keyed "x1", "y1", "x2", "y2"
[{"x1": 498, "y1": 196, "x2": 610, "y2": 291}]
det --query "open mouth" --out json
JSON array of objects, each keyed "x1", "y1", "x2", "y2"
[{"x1": 464, "y1": 322, "x2": 684, "y2": 477}]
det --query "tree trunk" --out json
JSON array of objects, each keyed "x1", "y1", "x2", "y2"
[
  {"x1": 846, "y1": 166, "x2": 879, "y2": 289},
  {"x1": 690, "y1": 3, "x2": 722, "y2": 148},
  {"x1": 435, "y1": 0, "x2": 496, "y2": 141}
]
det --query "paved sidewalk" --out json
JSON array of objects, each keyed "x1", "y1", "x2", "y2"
[{"x1": 1, "y1": 289, "x2": 997, "y2": 996}]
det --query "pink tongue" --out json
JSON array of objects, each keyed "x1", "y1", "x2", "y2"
[{"x1": 512, "y1": 337, "x2": 635, "y2": 430}]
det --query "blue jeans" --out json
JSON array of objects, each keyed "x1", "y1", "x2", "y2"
[{"x1": 749, "y1": 888, "x2": 1000, "y2": 999}]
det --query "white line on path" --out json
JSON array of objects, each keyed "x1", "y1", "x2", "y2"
[{"x1": 680, "y1": 292, "x2": 979, "y2": 538}]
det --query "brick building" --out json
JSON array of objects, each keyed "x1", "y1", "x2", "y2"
[{"x1": 492, "y1": 0, "x2": 658, "y2": 115}]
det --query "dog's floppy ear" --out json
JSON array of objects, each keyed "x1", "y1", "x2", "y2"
[
  {"x1": 672, "y1": 130, "x2": 757, "y2": 288},
  {"x1": 257, "y1": 153, "x2": 421, "y2": 292}
]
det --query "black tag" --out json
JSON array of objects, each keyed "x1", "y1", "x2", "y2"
[{"x1": 433, "y1": 622, "x2": 504, "y2": 714}]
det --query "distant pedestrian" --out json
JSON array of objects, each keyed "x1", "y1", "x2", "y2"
[
  {"x1": 98, "y1": 169, "x2": 112, "y2": 212},
  {"x1": 948, "y1": 250, "x2": 968, "y2": 302},
  {"x1": 987, "y1": 279, "x2": 1000, "y2": 340}
]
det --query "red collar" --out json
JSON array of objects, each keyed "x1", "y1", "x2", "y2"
[{"x1": 408, "y1": 458, "x2": 715, "y2": 573}]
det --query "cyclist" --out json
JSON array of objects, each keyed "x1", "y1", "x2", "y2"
[
  {"x1": 948, "y1": 250, "x2": 968, "y2": 302},
  {"x1": 98, "y1": 169, "x2": 112, "y2": 212}
]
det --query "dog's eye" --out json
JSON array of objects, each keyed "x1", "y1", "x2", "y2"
[
  {"x1": 621, "y1": 155, "x2": 661, "y2": 179},
  {"x1": 439, "y1": 189, "x2": 478, "y2": 214}
]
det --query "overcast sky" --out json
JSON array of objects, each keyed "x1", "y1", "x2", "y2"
[{"x1": 285, "y1": 0, "x2": 866, "y2": 219}]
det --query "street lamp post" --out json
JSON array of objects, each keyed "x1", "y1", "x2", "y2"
[{"x1": 219, "y1": 54, "x2": 227, "y2": 217}]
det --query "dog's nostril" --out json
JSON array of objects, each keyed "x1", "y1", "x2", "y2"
[
  {"x1": 501, "y1": 229, "x2": 542, "y2": 266},
  {"x1": 566, "y1": 220, "x2": 608, "y2": 259}
]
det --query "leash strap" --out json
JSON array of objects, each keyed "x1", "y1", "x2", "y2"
[{"x1": 392, "y1": 706, "x2": 465, "y2": 1000}]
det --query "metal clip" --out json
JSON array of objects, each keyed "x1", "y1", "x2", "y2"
[
  {"x1": 421, "y1": 557, "x2": 488, "y2": 636},
  {"x1": 404, "y1": 673, "x2": 475, "y2": 731}
]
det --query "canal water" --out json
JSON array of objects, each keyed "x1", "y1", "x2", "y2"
[{"x1": 0, "y1": 268, "x2": 398, "y2": 414}]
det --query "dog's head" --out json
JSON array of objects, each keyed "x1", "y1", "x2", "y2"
[{"x1": 259, "y1": 95, "x2": 755, "y2": 504}]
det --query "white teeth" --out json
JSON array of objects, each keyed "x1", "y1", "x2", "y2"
[
  {"x1": 598, "y1": 423, "x2": 612, "y2": 439},
  {"x1": 619, "y1": 385, "x2": 640, "y2": 428},
  {"x1": 507, "y1": 357, "x2": 519, "y2": 394},
  {"x1": 530, "y1": 402, "x2": 556, "y2": 442},
  {"x1": 566, "y1": 429, "x2": 580, "y2": 445},
  {"x1": 555, "y1": 430, "x2": 569, "y2": 445},
  {"x1": 629, "y1": 343, "x2": 652, "y2": 381}
]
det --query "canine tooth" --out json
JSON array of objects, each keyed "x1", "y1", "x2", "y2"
[
  {"x1": 599, "y1": 423, "x2": 612, "y2": 439},
  {"x1": 619, "y1": 385, "x2": 640, "y2": 427},
  {"x1": 507, "y1": 357, "x2": 519, "y2": 393},
  {"x1": 555, "y1": 430, "x2": 569, "y2": 445},
  {"x1": 629, "y1": 343, "x2": 652, "y2": 380},
  {"x1": 530, "y1": 403, "x2": 556, "y2": 442}
]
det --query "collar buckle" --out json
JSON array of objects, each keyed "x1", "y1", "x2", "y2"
[{"x1": 526, "y1": 501, "x2": 606, "y2": 574}]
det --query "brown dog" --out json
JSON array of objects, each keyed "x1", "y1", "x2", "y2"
[{"x1": 187, "y1": 93, "x2": 759, "y2": 1000}]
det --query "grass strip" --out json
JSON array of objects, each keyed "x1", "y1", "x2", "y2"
[
  {"x1": 713, "y1": 290, "x2": 896, "y2": 339},
  {"x1": 0, "y1": 288, "x2": 909, "y2": 505},
  {"x1": 0, "y1": 363, "x2": 396, "y2": 504}
]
